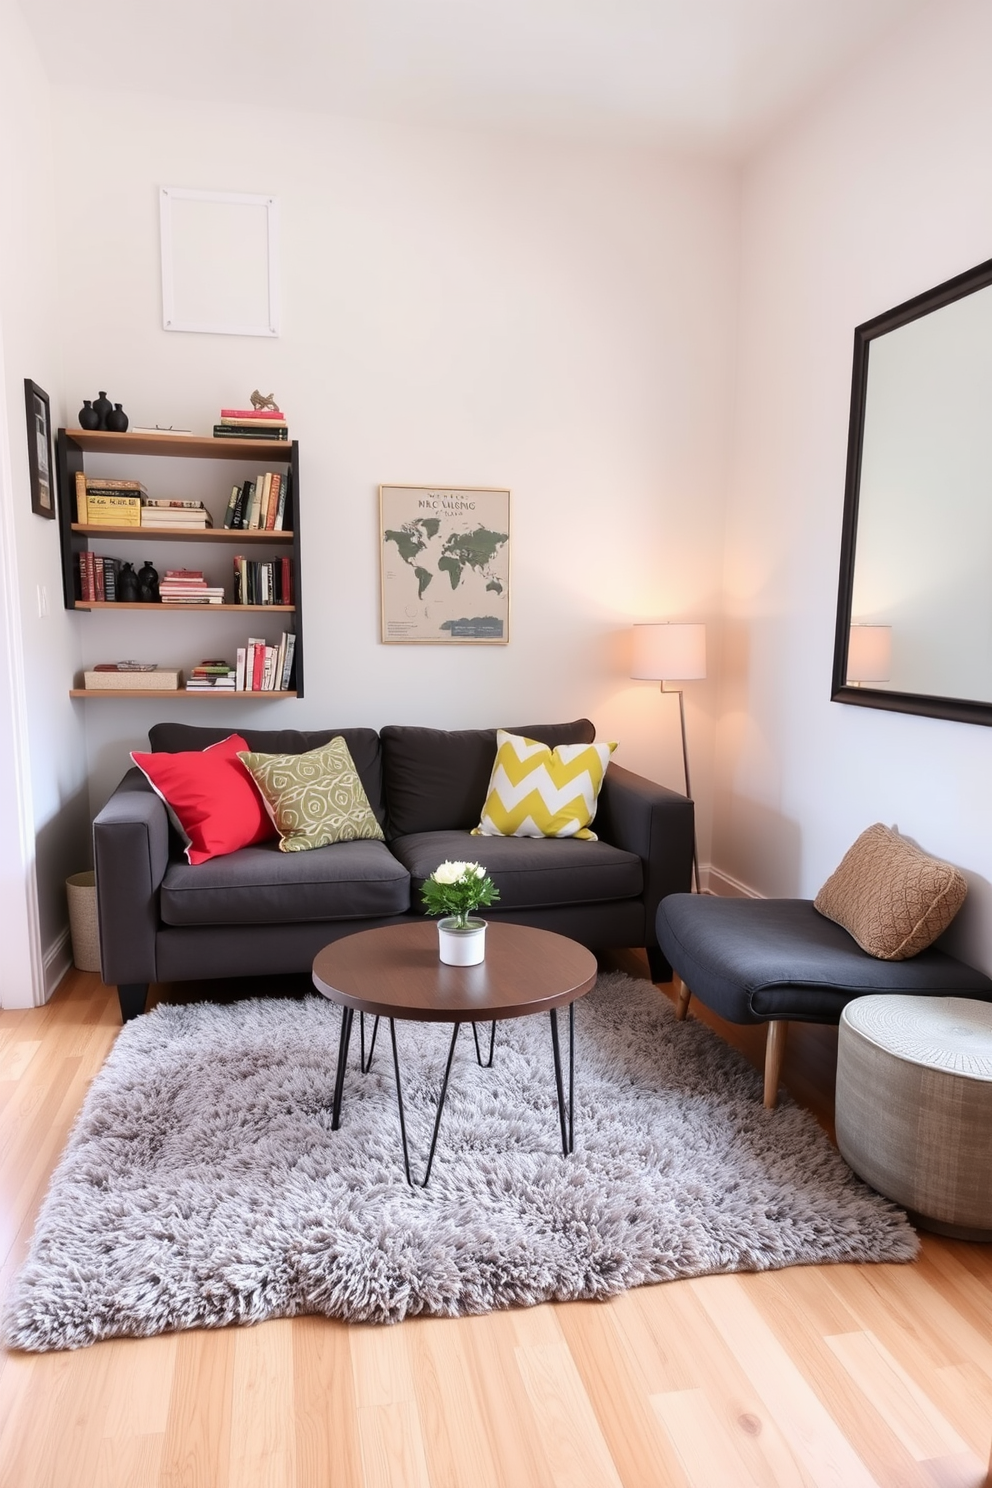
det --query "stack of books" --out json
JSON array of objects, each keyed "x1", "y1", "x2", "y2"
[
  {"x1": 141, "y1": 499, "x2": 213, "y2": 529},
  {"x1": 213, "y1": 407, "x2": 290, "y2": 442},
  {"x1": 233, "y1": 555, "x2": 293, "y2": 605},
  {"x1": 77, "y1": 554, "x2": 121, "y2": 602},
  {"x1": 159, "y1": 569, "x2": 225, "y2": 605},
  {"x1": 185, "y1": 659, "x2": 237, "y2": 691},
  {"x1": 235, "y1": 633, "x2": 296, "y2": 691},
  {"x1": 222, "y1": 471, "x2": 289, "y2": 530},
  {"x1": 75, "y1": 474, "x2": 146, "y2": 526}
]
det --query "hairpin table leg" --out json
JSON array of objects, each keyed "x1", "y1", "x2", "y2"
[
  {"x1": 389, "y1": 1018, "x2": 463, "y2": 1187},
  {"x1": 472, "y1": 1019, "x2": 496, "y2": 1067},
  {"x1": 549, "y1": 1002, "x2": 575, "y2": 1156},
  {"x1": 359, "y1": 1012, "x2": 380, "y2": 1073},
  {"x1": 331, "y1": 1006, "x2": 354, "y2": 1130}
]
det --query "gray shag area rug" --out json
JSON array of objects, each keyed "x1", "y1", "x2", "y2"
[{"x1": 3, "y1": 972, "x2": 918, "y2": 1351}]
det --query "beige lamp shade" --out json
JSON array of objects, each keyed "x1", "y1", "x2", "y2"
[
  {"x1": 847, "y1": 624, "x2": 892, "y2": 683},
  {"x1": 631, "y1": 622, "x2": 706, "y2": 681}
]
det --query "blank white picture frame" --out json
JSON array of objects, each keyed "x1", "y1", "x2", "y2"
[{"x1": 160, "y1": 187, "x2": 280, "y2": 337}]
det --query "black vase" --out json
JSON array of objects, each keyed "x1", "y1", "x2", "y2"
[
  {"x1": 117, "y1": 562, "x2": 140, "y2": 602},
  {"x1": 137, "y1": 560, "x2": 160, "y2": 603},
  {"x1": 77, "y1": 400, "x2": 100, "y2": 430},
  {"x1": 105, "y1": 403, "x2": 129, "y2": 433},
  {"x1": 92, "y1": 391, "x2": 113, "y2": 429}
]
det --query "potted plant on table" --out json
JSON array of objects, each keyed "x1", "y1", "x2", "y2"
[{"x1": 421, "y1": 860, "x2": 500, "y2": 965}]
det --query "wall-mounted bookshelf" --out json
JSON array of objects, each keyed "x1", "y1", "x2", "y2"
[{"x1": 56, "y1": 428, "x2": 304, "y2": 699}]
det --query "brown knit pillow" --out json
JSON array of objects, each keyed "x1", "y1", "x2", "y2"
[{"x1": 814, "y1": 823, "x2": 967, "y2": 960}]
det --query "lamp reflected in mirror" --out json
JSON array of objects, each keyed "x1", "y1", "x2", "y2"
[
  {"x1": 847, "y1": 625, "x2": 892, "y2": 686},
  {"x1": 631, "y1": 622, "x2": 705, "y2": 892}
]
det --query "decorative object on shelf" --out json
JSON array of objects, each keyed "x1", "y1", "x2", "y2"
[
  {"x1": 77, "y1": 400, "x2": 100, "y2": 430},
  {"x1": 92, "y1": 392, "x2": 113, "y2": 429},
  {"x1": 379, "y1": 484, "x2": 510, "y2": 645},
  {"x1": 24, "y1": 380, "x2": 55, "y2": 519},
  {"x1": 137, "y1": 561, "x2": 160, "y2": 603},
  {"x1": 105, "y1": 403, "x2": 129, "y2": 433},
  {"x1": 251, "y1": 390, "x2": 279, "y2": 410},
  {"x1": 421, "y1": 860, "x2": 499, "y2": 965},
  {"x1": 630, "y1": 620, "x2": 706, "y2": 892},
  {"x1": 83, "y1": 665, "x2": 182, "y2": 691},
  {"x1": 117, "y1": 563, "x2": 140, "y2": 602}
]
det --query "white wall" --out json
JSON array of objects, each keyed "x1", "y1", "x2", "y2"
[
  {"x1": 52, "y1": 95, "x2": 737, "y2": 867},
  {"x1": 0, "y1": 0, "x2": 89, "y2": 1004},
  {"x1": 717, "y1": 0, "x2": 992, "y2": 967}
]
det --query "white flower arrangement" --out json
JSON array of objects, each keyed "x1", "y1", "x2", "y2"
[{"x1": 420, "y1": 860, "x2": 500, "y2": 928}]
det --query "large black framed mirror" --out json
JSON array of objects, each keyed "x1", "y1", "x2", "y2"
[{"x1": 832, "y1": 254, "x2": 992, "y2": 726}]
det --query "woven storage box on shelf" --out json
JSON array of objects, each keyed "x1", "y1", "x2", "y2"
[
  {"x1": 66, "y1": 871, "x2": 101, "y2": 974},
  {"x1": 836, "y1": 994, "x2": 992, "y2": 1240}
]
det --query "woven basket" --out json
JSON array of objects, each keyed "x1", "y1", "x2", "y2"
[{"x1": 66, "y1": 871, "x2": 101, "y2": 974}]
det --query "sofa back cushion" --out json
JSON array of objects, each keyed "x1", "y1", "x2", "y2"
[
  {"x1": 379, "y1": 720, "x2": 596, "y2": 837},
  {"x1": 147, "y1": 724, "x2": 386, "y2": 828}
]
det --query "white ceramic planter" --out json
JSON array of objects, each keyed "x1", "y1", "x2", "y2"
[{"x1": 437, "y1": 916, "x2": 487, "y2": 966}]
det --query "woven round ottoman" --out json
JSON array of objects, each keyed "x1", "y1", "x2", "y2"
[{"x1": 836, "y1": 994, "x2": 992, "y2": 1240}]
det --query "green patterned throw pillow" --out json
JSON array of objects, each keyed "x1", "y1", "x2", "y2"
[{"x1": 238, "y1": 737, "x2": 384, "y2": 852}]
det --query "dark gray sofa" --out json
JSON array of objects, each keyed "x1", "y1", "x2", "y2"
[{"x1": 94, "y1": 718, "x2": 694, "y2": 1021}]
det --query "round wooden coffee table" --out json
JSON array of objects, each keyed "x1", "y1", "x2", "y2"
[{"x1": 312, "y1": 921, "x2": 597, "y2": 1185}]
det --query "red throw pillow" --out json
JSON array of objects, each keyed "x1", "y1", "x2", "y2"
[{"x1": 131, "y1": 733, "x2": 275, "y2": 864}]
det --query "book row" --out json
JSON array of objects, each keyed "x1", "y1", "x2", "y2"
[
  {"x1": 77, "y1": 554, "x2": 294, "y2": 606},
  {"x1": 222, "y1": 471, "x2": 291, "y2": 530},
  {"x1": 73, "y1": 470, "x2": 292, "y2": 531},
  {"x1": 235, "y1": 633, "x2": 296, "y2": 691},
  {"x1": 232, "y1": 555, "x2": 294, "y2": 606}
]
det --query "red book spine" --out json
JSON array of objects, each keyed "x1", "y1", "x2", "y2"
[
  {"x1": 252, "y1": 643, "x2": 265, "y2": 691},
  {"x1": 281, "y1": 555, "x2": 292, "y2": 605},
  {"x1": 219, "y1": 408, "x2": 285, "y2": 419},
  {"x1": 95, "y1": 558, "x2": 105, "y2": 603}
]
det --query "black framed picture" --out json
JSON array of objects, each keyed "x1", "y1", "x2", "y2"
[{"x1": 24, "y1": 379, "x2": 55, "y2": 519}]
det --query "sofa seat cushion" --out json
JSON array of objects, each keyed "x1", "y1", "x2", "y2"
[
  {"x1": 390, "y1": 830, "x2": 642, "y2": 912},
  {"x1": 657, "y1": 895, "x2": 992, "y2": 1026},
  {"x1": 160, "y1": 839, "x2": 410, "y2": 927}
]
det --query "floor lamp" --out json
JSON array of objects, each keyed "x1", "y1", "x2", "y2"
[{"x1": 631, "y1": 621, "x2": 705, "y2": 893}]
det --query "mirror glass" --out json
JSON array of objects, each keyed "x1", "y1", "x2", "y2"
[{"x1": 833, "y1": 257, "x2": 992, "y2": 725}]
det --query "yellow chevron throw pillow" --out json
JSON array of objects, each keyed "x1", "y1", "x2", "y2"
[{"x1": 473, "y1": 730, "x2": 617, "y2": 840}]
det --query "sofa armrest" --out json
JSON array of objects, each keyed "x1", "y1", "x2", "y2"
[
  {"x1": 93, "y1": 768, "x2": 170, "y2": 985},
  {"x1": 596, "y1": 764, "x2": 694, "y2": 949}
]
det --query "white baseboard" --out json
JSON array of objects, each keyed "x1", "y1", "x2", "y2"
[
  {"x1": 43, "y1": 926, "x2": 73, "y2": 1003},
  {"x1": 703, "y1": 865, "x2": 763, "y2": 899}
]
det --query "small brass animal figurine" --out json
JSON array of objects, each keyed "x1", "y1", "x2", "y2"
[{"x1": 250, "y1": 390, "x2": 279, "y2": 411}]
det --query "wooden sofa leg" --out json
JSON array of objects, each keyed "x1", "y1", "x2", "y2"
[
  {"x1": 763, "y1": 1021, "x2": 788, "y2": 1108},
  {"x1": 674, "y1": 976, "x2": 692, "y2": 1021},
  {"x1": 117, "y1": 983, "x2": 148, "y2": 1022}
]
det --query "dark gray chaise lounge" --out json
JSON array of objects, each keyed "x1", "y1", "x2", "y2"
[
  {"x1": 656, "y1": 895, "x2": 992, "y2": 1107},
  {"x1": 95, "y1": 719, "x2": 694, "y2": 1021}
]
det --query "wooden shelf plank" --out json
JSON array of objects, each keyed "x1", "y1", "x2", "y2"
[
  {"x1": 74, "y1": 602, "x2": 296, "y2": 613},
  {"x1": 63, "y1": 429, "x2": 293, "y2": 460},
  {"x1": 72, "y1": 525, "x2": 293, "y2": 543},
  {"x1": 69, "y1": 689, "x2": 299, "y2": 699}
]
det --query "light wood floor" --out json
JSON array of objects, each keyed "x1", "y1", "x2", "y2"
[{"x1": 1, "y1": 958, "x2": 990, "y2": 1488}]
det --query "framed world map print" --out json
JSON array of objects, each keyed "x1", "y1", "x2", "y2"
[{"x1": 379, "y1": 485, "x2": 510, "y2": 644}]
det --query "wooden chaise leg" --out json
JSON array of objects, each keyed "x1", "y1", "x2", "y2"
[
  {"x1": 763, "y1": 1020, "x2": 788, "y2": 1109},
  {"x1": 117, "y1": 983, "x2": 148, "y2": 1022},
  {"x1": 674, "y1": 976, "x2": 692, "y2": 1021}
]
